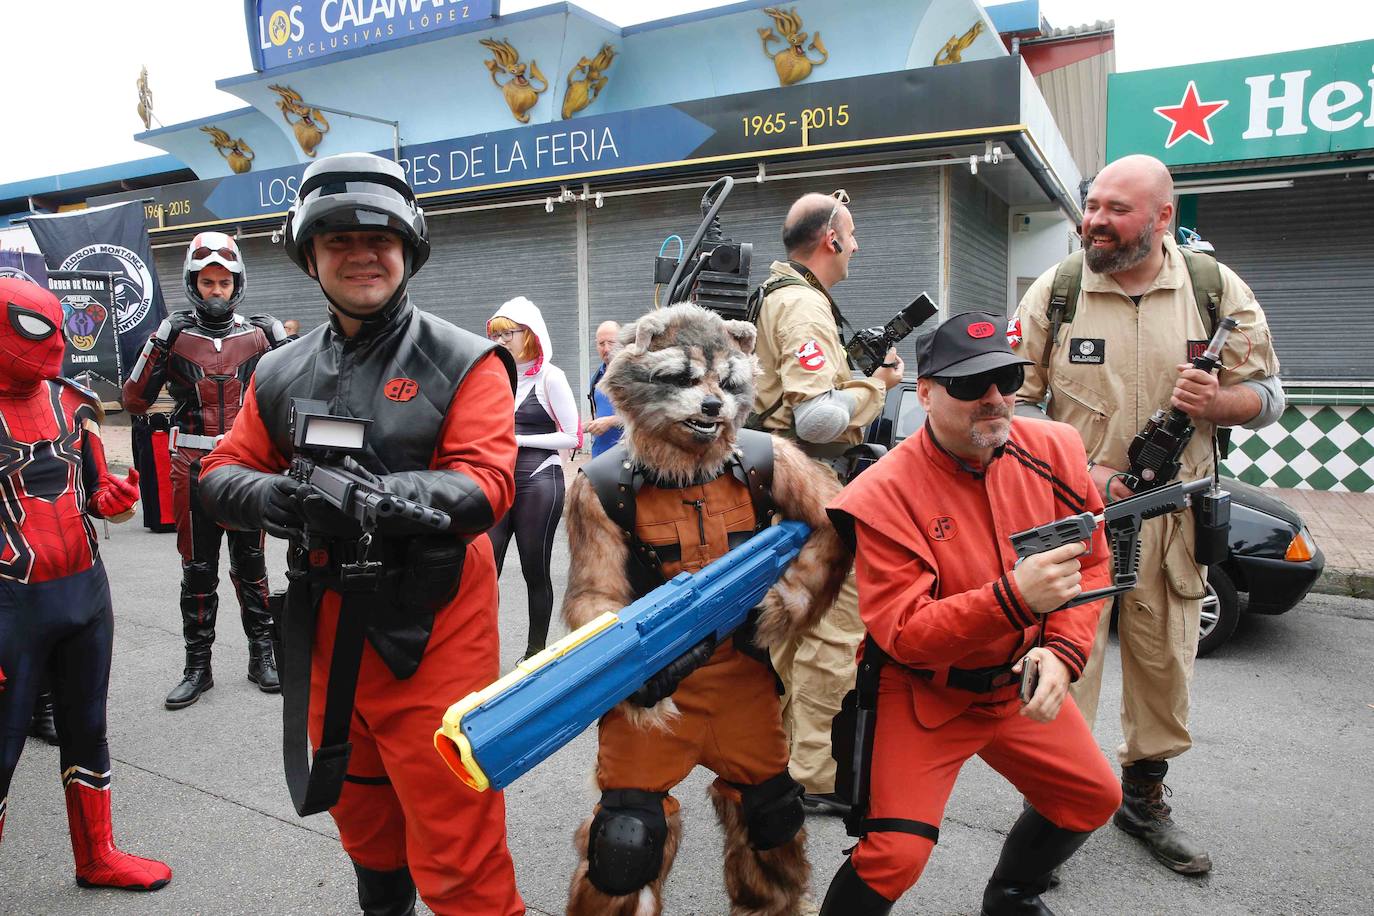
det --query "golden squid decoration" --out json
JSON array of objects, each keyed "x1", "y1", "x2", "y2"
[
  {"x1": 935, "y1": 21, "x2": 985, "y2": 66},
  {"x1": 136, "y1": 66, "x2": 154, "y2": 130},
  {"x1": 758, "y1": 6, "x2": 828, "y2": 87},
  {"x1": 480, "y1": 38, "x2": 548, "y2": 124},
  {"x1": 562, "y1": 43, "x2": 616, "y2": 120},
  {"x1": 201, "y1": 126, "x2": 256, "y2": 175},
  {"x1": 269, "y1": 84, "x2": 331, "y2": 158}
]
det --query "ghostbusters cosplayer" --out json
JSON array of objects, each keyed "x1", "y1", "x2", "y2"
[
  {"x1": 122, "y1": 232, "x2": 288, "y2": 709},
  {"x1": 751, "y1": 191, "x2": 904, "y2": 811},
  {"x1": 561, "y1": 304, "x2": 851, "y2": 916},
  {"x1": 819, "y1": 312, "x2": 1120, "y2": 915},
  {"x1": 0, "y1": 278, "x2": 171, "y2": 892},
  {"x1": 1013, "y1": 155, "x2": 1282, "y2": 874},
  {"x1": 198, "y1": 153, "x2": 523, "y2": 915}
]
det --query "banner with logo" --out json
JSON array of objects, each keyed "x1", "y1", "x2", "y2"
[
  {"x1": 47, "y1": 271, "x2": 122, "y2": 396},
  {"x1": 0, "y1": 250, "x2": 49, "y2": 288},
  {"x1": 247, "y1": 0, "x2": 497, "y2": 71},
  {"x1": 27, "y1": 202, "x2": 167, "y2": 381},
  {"x1": 1108, "y1": 38, "x2": 1374, "y2": 166}
]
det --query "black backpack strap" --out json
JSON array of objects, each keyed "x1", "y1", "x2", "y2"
[
  {"x1": 581, "y1": 445, "x2": 665, "y2": 591},
  {"x1": 731, "y1": 429, "x2": 777, "y2": 531},
  {"x1": 1040, "y1": 250, "x2": 1084, "y2": 370}
]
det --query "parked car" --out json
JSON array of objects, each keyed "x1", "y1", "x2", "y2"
[{"x1": 862, "y1": 380, "x2": 1324, "y2": 655}]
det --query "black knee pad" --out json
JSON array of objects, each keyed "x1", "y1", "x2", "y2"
[
  {"x1": 181, "y1": 559, "x2": 217, "y2": 595},
  {"x1": 739, "y1": 771, "x2": 805, "y2": 851},
  {"x1": 587, "y1": 789, "x2": 668, "y2": 897}
]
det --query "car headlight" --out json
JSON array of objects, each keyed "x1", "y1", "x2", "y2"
[{"x1": 1284, "y1": 528, "x2": 1315, "y2": 562}]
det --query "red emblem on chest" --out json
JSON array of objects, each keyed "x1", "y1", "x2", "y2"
[
  {"x1": 927, "y1": 516, "x2": 958, "y2": 541},
  {"x1": 795, "y1": 340, "x2": 826, "y2": 372},
  {"x1": 384, "y1": 378, "x2": 419, "y2": 402}
]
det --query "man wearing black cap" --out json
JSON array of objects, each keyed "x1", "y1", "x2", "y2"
[{"x1": 817, "y1": 311, "x2": 1121, "y2": 915}]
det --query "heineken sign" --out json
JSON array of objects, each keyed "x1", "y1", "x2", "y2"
[{"x1": 1108, "y1": 39, "x2": 1374, "y2": 166}]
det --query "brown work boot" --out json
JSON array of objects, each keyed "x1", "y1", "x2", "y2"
[{"x1": 1114, "y1": 760, "x2": 1212, "y2": 875}]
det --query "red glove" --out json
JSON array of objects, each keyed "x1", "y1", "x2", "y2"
[{"x1": 94, "y1": 467, "x2": 140, "y2": 518}]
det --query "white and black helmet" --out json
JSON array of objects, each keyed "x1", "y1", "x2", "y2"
[
  {"x1": 283, "y1": 152, "x2": 430, "y2": 275},
  {"x1": 183, "y1": 231, "x2": 245, "y2": 327}
]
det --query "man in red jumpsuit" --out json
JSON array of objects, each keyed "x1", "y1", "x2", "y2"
[
  {"x1": 199, "y1": 152, "x2": 523, "y2": 916},
  {"x1": 819, "y1": 311, "x2": 1121, "y2": 915},
  {"x1": 122, "y1": 232, "x2": 288, "y2": 709},
  {"x1": 0, "y1": 278, "x2": 171, "y2": 891}
]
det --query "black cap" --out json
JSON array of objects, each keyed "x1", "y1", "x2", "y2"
[{"x1": 916, "y1": 310, "x2": 1032, "y2": 378}]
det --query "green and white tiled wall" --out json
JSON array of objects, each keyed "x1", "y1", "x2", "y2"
[{"x1": 1221, "y1": 387, "x2": 1374, "y2": 492}]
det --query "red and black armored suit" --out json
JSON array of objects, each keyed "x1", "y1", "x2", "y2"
[
  {"x1": 122, "y1": 312, "x2": 284, "y2": 695},
  {"x1": 0, "y1": 278, "x2": 170, "y2": 890}
]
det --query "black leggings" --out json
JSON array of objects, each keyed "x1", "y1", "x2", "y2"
[
  {"x1": 1, "y1": 564, "x2": 114, "y2": 805},
  {"x1": 489, "y1": 449, "x2": 565, "y2": 657}
]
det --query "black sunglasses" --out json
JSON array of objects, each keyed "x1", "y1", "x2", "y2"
[
  {"x1": 192, "y1": 246, "x2": 239, "y2": 263},
  {"x1": 933, "y1": 364, "x2": 1024, "y2": 401}
]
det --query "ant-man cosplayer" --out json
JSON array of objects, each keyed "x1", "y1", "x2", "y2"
[
  {"x1": 122, "y1": 233, "x2": 288, "y2": 709},
  {"x1": 0, "y1": 278, "x2": 171, "y2": 891}
]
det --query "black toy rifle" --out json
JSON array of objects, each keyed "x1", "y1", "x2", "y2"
[
  {"x1": 1124, "y1": 316, "x2": 1237, "y2": 491},
  {"x1": 845, "y1": 293, "x2": 938, "y2": 376},
  {"x1": 1008, "y1": 478, "x2": 1212, "y2": 610},
  {"x1": 287, "y1": 399, "x2": 451, "y2": 540}
]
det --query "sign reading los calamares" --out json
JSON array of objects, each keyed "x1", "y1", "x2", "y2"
[
  {"x1": 1107, "y1": 39, "x2": 1374, "y2": 166},
  {"x1": 251, "y1": 0, "x2": 496, "y2": 71}
]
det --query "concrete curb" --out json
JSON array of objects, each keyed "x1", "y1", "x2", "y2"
[{"x1": 1312, "y1": 567, "x2": 1374, "y2": 600}]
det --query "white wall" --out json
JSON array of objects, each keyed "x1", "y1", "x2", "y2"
[{"x1": 1006, "y1": 208, "x2": 1078, "y2": 309}]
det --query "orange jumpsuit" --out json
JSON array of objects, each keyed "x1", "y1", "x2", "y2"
[
  {"x1": 595, "y1": 472, "x2": 790, "y2": 814},
  {"x1": 827, "y1": 418, "x2": 1122, "y2": 902},
  {"x1": 200, "y1": 354, "x2": 523, "y2": 916}
]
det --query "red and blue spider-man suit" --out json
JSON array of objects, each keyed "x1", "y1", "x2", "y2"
[{"x1": 0, "y1": 277, "x2": 171, "y2": 891}]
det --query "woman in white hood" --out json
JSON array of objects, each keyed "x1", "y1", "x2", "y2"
[{"x1": 486, "y1": 296, "x2": 581, "y2": 658}]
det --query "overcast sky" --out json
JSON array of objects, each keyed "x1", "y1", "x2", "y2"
[{"x1": 3, "y1": 0, "x2": 1371, "y2": 185}]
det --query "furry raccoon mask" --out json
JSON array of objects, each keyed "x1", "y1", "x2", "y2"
[{"x1": 601, "y1": 304, "x2": 759, "y2": 485}]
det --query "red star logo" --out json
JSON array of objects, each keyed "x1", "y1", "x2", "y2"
[{"x1": 1154, "y1": 81, "x2": 1229, "y2": 149}]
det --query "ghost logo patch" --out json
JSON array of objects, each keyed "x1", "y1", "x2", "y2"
[
  {"x1": 795, "y1": 339, "x2": 827, "y2": 371},
  {"x1": 1068, "y1": 338, "x2": 1105, "y2": 365},
  {"x1": 384, "y1": 377, "x2": 420, "y2": 402}
]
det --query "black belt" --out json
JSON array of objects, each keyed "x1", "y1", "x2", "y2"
[{"x1": 904, "y1": 662, "x2": 1018, "y2": 694}]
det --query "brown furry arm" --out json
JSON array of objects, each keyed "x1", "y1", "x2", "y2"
[
  {"x1": 749, "y1": 436, "x2": 852, "y2": 651},
  {"x1": 561, "y1": 472, "x2": 636, "y2": 631}
]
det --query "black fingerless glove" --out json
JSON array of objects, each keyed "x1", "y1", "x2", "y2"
[{"x1": 629, "y1": 635, "x2": 717, "y2": 707}]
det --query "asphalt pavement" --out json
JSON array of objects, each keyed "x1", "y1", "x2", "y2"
[{"x1": 2, "y1": 508, "x2": 1372, "y2": 915}]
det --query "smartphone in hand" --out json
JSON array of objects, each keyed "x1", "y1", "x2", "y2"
[{"x1": 1018, "y1": 653, "x2": 1041, "y2": 705}]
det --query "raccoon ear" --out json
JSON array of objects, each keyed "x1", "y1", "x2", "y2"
[
  {"x1": 631, "y1": 311, "x2": 671, "y2": 352},
  {"x1": 723, "y1": 320, "x2": 757, "y2": 356}
]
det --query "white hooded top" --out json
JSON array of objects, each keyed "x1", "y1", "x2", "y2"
[{"x1": 487, "y1": 296, "x2": 581, "y2": 453}]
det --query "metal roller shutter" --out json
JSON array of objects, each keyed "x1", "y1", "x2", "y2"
[
  {"x1": 947, "y1": 168, "x2": 1010, "y2": 316},
  {"x1": 586, "y1": 168, "x2": 942, "y2": 386},
  {"x1": 1193, "y1": 173, "x2": 1374, "y2": 381}
]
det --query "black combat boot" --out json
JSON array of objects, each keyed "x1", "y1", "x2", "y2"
[
  {"x1": 1115, "y1": 759, "x2": 1212, "y2": 874},
  {"x1": 819, "y1": 857, "x2": 894, "y2": 916},
  {"x1": 981, "y1": 807, "x2": 1094, "y2": 915},
  {"x1": 29, "y1": 690, "x2": 60, "y2": 745},
  {"x1": 165, "y1": 592, "x2": 216, "y2": 710},
  {"x1": 234, "y1": 571, "x2": 278, "y2": 692},
  {"x1": 353, "y1": 861, "x2": 417, "y2": 916},
  {"x1": 803, "y1": 791, "x2": 853, "y2": 817}
]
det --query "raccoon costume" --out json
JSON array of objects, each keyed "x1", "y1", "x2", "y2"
[{"x1": 561, "y1": 304, "x2": 851, "y2": 916}]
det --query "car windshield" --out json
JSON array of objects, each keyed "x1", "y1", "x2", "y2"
[{"x1": 896, "y1": 387, "x2": 926, "y2": 442}]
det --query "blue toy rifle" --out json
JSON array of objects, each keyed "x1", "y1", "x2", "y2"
[{"x1": 434, "y1": 520, "x2": 811, "y2": 792}]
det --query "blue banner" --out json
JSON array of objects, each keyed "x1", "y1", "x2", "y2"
[
  {"x1": 0, "y1": 250, "x2": 48, "y2": 289},
  {"x1": 248, "y1": 0, "x2": 496, "y2": 71}
]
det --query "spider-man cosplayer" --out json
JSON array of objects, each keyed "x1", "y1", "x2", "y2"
[
  {"x1": 0, "y1": 278, "x2": 171, "y2": 891},
  {"x1": 122, "y1": 232, "x2": 288, "y2": 709}
]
